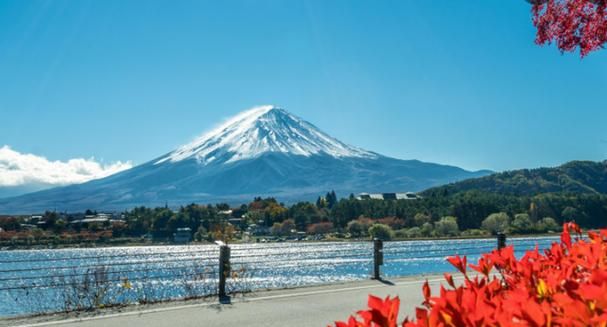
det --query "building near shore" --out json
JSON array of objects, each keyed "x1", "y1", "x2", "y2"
[
  {"x1": 173, "y1": 227, "x2": 192, "y2": 243},
  {"x1": 356, "y1": 192, "x2": 420, "y2": 200}
]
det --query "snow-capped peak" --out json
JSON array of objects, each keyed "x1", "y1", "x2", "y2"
[{"x1": 156, "y1": 105, "x2": 377, "y2": 165}]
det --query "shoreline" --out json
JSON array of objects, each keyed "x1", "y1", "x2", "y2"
[{"x1": 0, "y1": 233, "x2": 560, "y2": 251}]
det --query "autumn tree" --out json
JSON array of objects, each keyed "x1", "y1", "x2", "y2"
[
  {"x1": 529, "y1": 0, "x2": 607, "y2": 56},
  {"x1": 307, "y1": 222, "x2": 334, "y2": 235}
]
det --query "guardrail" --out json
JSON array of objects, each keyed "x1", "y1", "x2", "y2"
[
  {"x1": 0, "y1": 233, "x2": 540, "y2": 317},
  {"x1": 0, "y1": 234, "x2": 514, "y2": 291}
]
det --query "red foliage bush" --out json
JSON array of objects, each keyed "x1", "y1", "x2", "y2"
[
  {"x1": 332, "y1": 222, "x2": 607, "y2": 326},
  {"x1": 0, "y1": 230, "x2": 17, "y2": 240},
  {"x1": 307, "y1": 222, "x2": 334, "y2": 235},
  {"x1": 531, "y1": 0, "x2": 607, "y2": 57}
]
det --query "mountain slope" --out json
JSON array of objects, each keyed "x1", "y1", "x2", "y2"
[
  {"x1": 0, "y1": 106, "x2": 490, "y2": 213},
  {"x1": 156, "y1": 105, "x2": 376, "y2": 165},
  {"x1": 423, "y1": 160, "x2": 607, "y2": 197}
]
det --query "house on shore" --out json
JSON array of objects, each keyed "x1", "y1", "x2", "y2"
[{"x1": 173, "y1": 227, "x2": 192, "y2": 243}]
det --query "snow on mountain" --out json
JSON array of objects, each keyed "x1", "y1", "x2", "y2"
[
  {"x1": 155, "y1": 105, "x2": 377, "y2": 165},
  {"x1": 0, "y1": 106, "x2": 492, "y2": 213}
]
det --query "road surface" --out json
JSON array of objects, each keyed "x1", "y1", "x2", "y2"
[{"x1": 9, "y1": 274, "x2": 455, "y2": 327}]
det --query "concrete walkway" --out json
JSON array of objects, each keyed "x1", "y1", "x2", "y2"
[{"x1": 8, "y1": 275, "x2": 454, "y2": 327}]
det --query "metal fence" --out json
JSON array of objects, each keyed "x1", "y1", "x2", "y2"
[{"x1": 0, "y1": 234, "x2": 558, "y2": 317}]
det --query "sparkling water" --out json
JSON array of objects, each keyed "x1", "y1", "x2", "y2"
[{"x1": 0, "y1": 236, "x2": 558, "y2": 317}]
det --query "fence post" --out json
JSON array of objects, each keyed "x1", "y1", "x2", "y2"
[
  {"x1": 372, "y1": 238, "x2": 383, "y2": 280},
  {"x1": 497, "y1": 232, "x2": 507, "y2": 250},
  {"x1": 218, "y1": 244, "x2": 231, "y2": 301}
]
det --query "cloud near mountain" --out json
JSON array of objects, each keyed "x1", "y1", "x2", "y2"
[{"x1": 0, "y1": 145, "x2": 132, "y2": 189}]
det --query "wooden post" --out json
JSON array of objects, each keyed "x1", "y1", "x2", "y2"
[
  {"x1": 372, "y1": 238, "x2": 383, "y2": 280},
  {"x1": 218, "y1": 244, "x2": 230, "y2": 301},
  {"x1": 497, "y1": 232, "x2": 507, "y2": 250}
]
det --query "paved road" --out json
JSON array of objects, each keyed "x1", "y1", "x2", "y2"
[{"x1": 12, "y1": 275, "x2": 454, "y2": 327}]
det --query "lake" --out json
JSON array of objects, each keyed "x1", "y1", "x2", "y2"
[{"x1": 0, "y1": 236, "x2": 558, "y2": 317}]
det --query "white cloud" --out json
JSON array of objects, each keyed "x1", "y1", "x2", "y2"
[{"x1": 0, "y1": 146, "x2": 133, "y2": 187}]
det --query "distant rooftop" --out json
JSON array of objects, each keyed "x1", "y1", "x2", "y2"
[{"x1": 356, "y1": 192, "x2": 420, "y2": 201}]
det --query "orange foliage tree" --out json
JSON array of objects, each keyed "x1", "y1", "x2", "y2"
[{"x1": 332, "y1": 222, "x2": 607, "y2": 326}]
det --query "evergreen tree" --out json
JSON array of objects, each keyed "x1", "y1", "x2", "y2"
[
  {"x1": 316, "y1": 196, "x2": 326, "y2": 209},
  {"x1": 326, "y1": 190, "x2": 337, "y2": 209}
]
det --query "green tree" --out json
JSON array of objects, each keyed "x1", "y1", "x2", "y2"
[
  {"x1": 434, "y1": 216, "x2": 459, "y2": 236},
  {"x1": 461, "y1": 229, "x2": 489, "y2": 237},
  {"x1": 562, "y1": 206, "x2": 581, "y2": 222},
  {"x1": 316, "y1": 196, "x2": 325, "y2": 209},
  {"x1": 413, "y1": 213, "x2": 431, "y2": 227},
  {"x1": 326, "y1": 190, "x2": 338, "y2": 209},
  {"x1": 377, "y1": 217, "x2": 405, "y2": 230},
  {"x1": 421, "y1": 222, "x2": 434, "y2": 237},
  {"x1": 194, "y1": 226, "x2": 208, "y2": 242},
  {"x1": 405, "y1": 227, "x2": 422, "y2": 238},
  {"x1": 481, "y1": 212, "x2": 510, "y2": 234},
  {"x1": 152, "y1": 208, "x2": 174, "y2": 238},
  {"x1": 53, "y1": 219, "x2": 67, "y2": 234},
  {"x1": 167, "y1": 212, "x2": 190, "y2": 235},
  {"x1": 511, "y1": 213, "x2": 534, "y2": 234},
  {"x1": 536, "y1": 217, "x2": 559, "y2": 233},
  {"x1": 0, "y1": 217, "x2": 20, "y2": 231},
  {"x1": 290, "y1": 202, "x2": 325, "y2": 229},
  {"x1": 43, "y1": 211, "x2": 59, "y2": 231},
  {"x1": 346, "y1": 217, "x2": 373, "y2": 237},
  {"x1": 368, "y1": 224, "x2": 393, "y2": 241},
  {"x1": 451, "y1": 192, "x2": 502, "y2": 230}
]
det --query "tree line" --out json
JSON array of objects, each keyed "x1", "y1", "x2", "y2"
[{"x1": 1, "y1": 189, "x2": 606, "y2": 244}]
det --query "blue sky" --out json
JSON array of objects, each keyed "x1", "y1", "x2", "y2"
[{"x1": 1, "y1": 0, "x2": 606, "y2": 176}]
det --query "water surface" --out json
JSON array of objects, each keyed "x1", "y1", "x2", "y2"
[{"x1": 0, "y1": 236, "x2": 558, "y2": 317}]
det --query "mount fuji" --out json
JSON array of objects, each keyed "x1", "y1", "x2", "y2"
[{"x1": 0, "y1": 106, "x2": 490, "y2": 213}]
